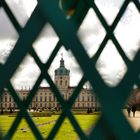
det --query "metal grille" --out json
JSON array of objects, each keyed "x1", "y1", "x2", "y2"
[{"x1": 0, "y1": 0, "x2": 140, "y2": 139}]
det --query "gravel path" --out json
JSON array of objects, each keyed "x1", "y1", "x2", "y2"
[
  {"x1": 20, "y1": 120, "x2": 57, "y2": 132},
  {"x1": 124, "y1": 110, "x2": 140, "y2": 132}
]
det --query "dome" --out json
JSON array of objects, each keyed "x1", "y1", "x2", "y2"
[
  {"x1": 55, "y1": 57, "x2": 70, "y2": 76},
  {"x1": 55, "y1": 67, "x2": 70, "y2": 75}
]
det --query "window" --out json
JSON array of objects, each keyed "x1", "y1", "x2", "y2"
[
  {"x1": 40, "y1": 96, "x2": 42, "y2": 102},
  {"x1": 44, "y1": 96, "x2": 47, "y2": 102},
  {"x1": 60, "y1": 80, "x2": 62, "y2": 86},
  {"x1": 77, "y1": 103, "x2": 79, "y2": 108},
  {"x1": 91, "y1": 96, "x2": 94, "y2": 102},
  {"x1": 52, "y1": 95, "x2": 55, "y2": 101},
  {"x1": 45, "y1": 103, "x2": 47, "y2": 108},
  {"x1": 82, "y1": 96, "x2": 84, "y2": 102},
  {"x1": 36, "y1": 96, "x2": 38, "y2": 102},
  {"x1": 65, "y1": 80, "x2": 67, "y2": 86},
  {"x1": 87, "y1": 96, "x2": 90, "y2": 102},
  {"x1": 49, "y1": 96, "x2": 51, "y2": 102}
]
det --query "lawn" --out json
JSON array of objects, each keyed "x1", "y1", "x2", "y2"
[{"x1": 0, "y1": 114, "x2": 99, "y2": 140}]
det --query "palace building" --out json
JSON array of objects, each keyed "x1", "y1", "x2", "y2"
[{"x1": 0, "y1": 57, "x2": 99, "y2": 112}]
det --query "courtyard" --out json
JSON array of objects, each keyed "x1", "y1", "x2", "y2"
[{"x1": 0, "y1": 114, "x2": 99, "y2": 140}]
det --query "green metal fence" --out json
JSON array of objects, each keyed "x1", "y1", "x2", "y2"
[{"x1": 0, "y1": 0, "x2": 140, "y2": 139}]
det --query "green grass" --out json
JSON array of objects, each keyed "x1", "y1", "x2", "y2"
[{"x1": 0, "y1": 114, "x2": 99, "y2": 140}]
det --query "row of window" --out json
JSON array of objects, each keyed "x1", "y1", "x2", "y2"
[
  {"x1": 0, "y1": 97, "x2": 13, "y2": 102},
  {"x1": 2, "y1": 92, "x2": 53, "y2": 97},
  {"x1": 56, "y1": 80, "x2": 68, "y2": 86},
  {"x1": 0, "y1": 95, "x2": 94, "y2": 102},
  {"x1": 76, "y1": 96, "x2": 94, "y2": 102},
  {"x1": 0, "y1": 103, "x2": 16, "y2": 107},
  {"x1": 35, "y1": 96, "x2": 57, "y2": 102},
  {"x1": 0, "y1": 102, "x2": 94, "y2": 108}
]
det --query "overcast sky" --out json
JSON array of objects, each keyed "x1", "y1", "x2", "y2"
[{"x1": 0, "y1": 0, "x2": 140, "y2": 89}]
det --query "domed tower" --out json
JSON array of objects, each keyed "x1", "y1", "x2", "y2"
[{"x1": 54, "y1": 56, "x2": 70, "y2": 89}]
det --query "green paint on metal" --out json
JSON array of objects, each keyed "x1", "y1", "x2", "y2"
[{"x1": 0, "y1": 0, "x2": 140, "y2": 140}]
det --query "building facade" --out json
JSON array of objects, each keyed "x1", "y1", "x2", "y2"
[{"x1": 0, "y1": 57, "x2": 99, "y2": 112}]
